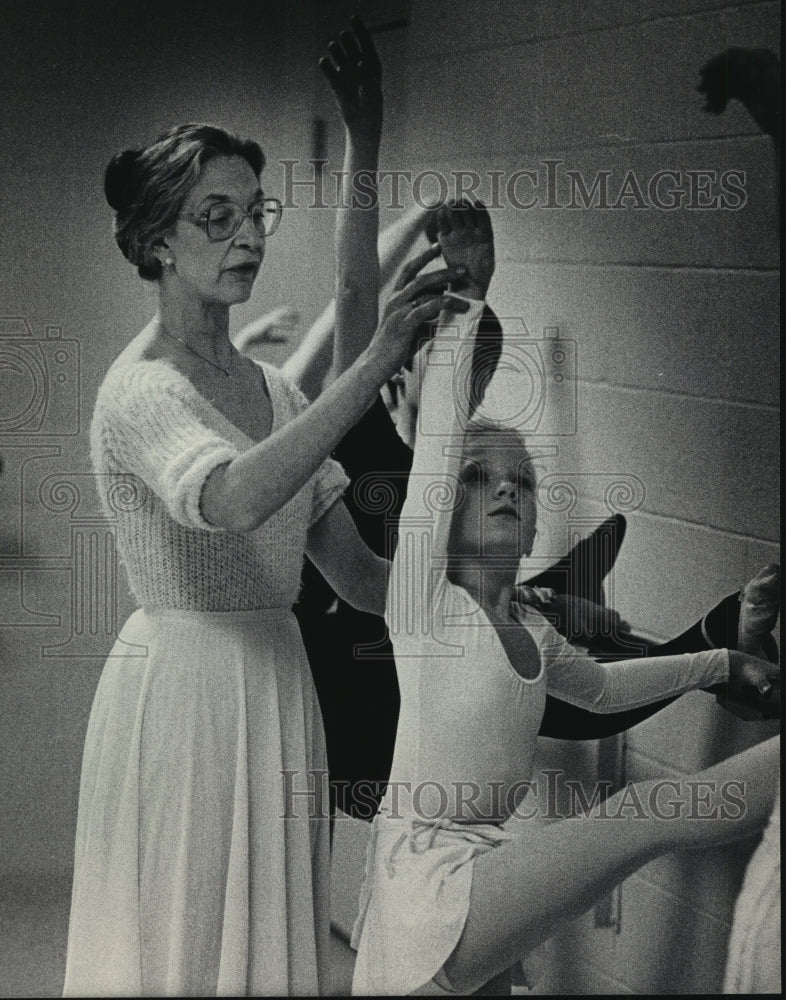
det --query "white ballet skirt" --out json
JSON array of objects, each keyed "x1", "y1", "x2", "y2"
[
  {"x1": 352, "y1": 802, "x2": 513, "y2": 997},
  {"x1": 64, "y1": 357, "x2": 348, "y2": 996}
]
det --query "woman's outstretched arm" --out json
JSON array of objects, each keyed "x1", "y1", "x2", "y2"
[{"x1": 306, "y1": 500, "x2": 389, "y2": 616}]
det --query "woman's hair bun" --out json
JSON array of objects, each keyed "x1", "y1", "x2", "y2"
[{"x1": 104, "y1": 149, "x2": 142, "y2": 213}]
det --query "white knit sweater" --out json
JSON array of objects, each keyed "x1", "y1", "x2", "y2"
[{"x1": 90, "y1": 359, "x2": 348, "y2": 611}]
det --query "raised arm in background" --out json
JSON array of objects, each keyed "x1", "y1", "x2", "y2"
[
  {"x1": 320, "y1": 17, "x2": 382, "y2": 382},
  {"x1": 281, "y1": 204, "x2": 433, "y2": 398}
]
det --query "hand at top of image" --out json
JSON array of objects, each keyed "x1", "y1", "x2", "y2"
[
  {"x1": 320, "y1": 16, "x2": 383, "y2": 146},
  {"x1": 698, "y1": 47, "x2": 780, "y2": 137},
  {"x1": 436, "y1": 201, "x2": 496, "y2": 301}
]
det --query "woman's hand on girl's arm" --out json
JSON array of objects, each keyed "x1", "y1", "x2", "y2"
[
  {"x1": 306, "y1": 501, "x2": 389, "y2": 616},
  {"x1": 373, "y1": 264, "x2": 470, "y2": 372},
  {"x1": 201, "y1": 271, "x2": 463, "y2": 534}
]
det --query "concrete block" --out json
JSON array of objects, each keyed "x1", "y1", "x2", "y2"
[
  {"x1": 625, "y1": 691, "x2": 779, "y2": 773},
  {"x1": 568, "y1": 382, "x2": 779, "y2": 540},
  {"x1": 405, "y1": 4, "x2": 780, "y2": 157},
  {"x1": 594, "y1": 510, "x2": 750, "y2": 638},
  {"x1": 634, "y1": 838, "x2": 759, "y2": 923},
  {"x1": 613, "y1": 872, "x2": 731, "y2": 992},
  {"x1": 490, "y1": 262, "x2": 779, "y2": 405}
]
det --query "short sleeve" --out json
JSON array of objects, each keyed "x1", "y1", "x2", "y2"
[
  {"x1": 310, "y1": 456, "x2": 350, "y2": 525},
  {"x1": 92, "y1": 363, "x2": 240, "y2": 532}
]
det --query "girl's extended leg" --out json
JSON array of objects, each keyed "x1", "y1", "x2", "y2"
[{"x1": 442, "y1": 736, "x2": 780, "y2": 994}]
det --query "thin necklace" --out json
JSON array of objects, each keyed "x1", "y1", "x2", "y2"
[{"x1": 157, "y1": 321, "x2": 234, "y2": 378}]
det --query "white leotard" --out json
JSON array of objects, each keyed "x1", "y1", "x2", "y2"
[{"x1": 383, "y1": 298, "x2": 728, "y2": 825}]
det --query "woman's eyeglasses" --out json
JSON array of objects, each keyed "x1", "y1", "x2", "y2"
[{"x1": 181, "y1": 198, "x2": 283, "y2": 242}]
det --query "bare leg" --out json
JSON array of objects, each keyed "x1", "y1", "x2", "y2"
[{"x1": 442, "y1": 736, "x2": 780, "y2": 994}]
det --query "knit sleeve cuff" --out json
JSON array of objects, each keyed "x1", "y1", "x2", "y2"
[{"x1": 162, "y1": 439, "x2": 240, "y2": 532}]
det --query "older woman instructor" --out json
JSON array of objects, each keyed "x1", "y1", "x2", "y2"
[{"x1": 62, "y1": 20, "x2": 463, "y2": 997}]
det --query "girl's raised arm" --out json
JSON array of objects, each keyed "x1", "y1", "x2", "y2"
[{"x1": 320, "y1": 17, "x2": 382, "y2": 379}]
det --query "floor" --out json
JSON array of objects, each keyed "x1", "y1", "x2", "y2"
[
  {"x1": 0, "y1": 870, "x2": 360, "y2": 998},
  {"x1": 2, "y1": 865, "x2": 544, "y2": 996},
  {"x1": 1, "y1": 873, "x2": 71, "y2": 998}
]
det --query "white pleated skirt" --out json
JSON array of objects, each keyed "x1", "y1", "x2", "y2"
[{"x1": 64, "y1": 607, "x2": 330, "y2": 997}]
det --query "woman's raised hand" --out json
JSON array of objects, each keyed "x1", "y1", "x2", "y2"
[
  {"x1": 368, "y1": 260, "x2": 470, "y2": 377},
  {"x1": 320, "y1": 16, "x2": 383, "y2": 146}
]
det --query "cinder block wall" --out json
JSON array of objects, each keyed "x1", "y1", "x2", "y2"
[
  {"x1": 1, "y1": 1, "x2": 778, "y2": 993},
  {"x1": 398, "y1": 1, "x2": 779, "y2": 993}
]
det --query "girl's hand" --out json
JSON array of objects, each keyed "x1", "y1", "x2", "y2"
[
  {"x1": 437, "y1": 201, "x2": 496, "y2": 301},
  {"x1": 320, "y1": 16, "x2": 383, "y2": 146},
  {"x1": 698, "y1": 48, "x2": 780, "y2": 137}
]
